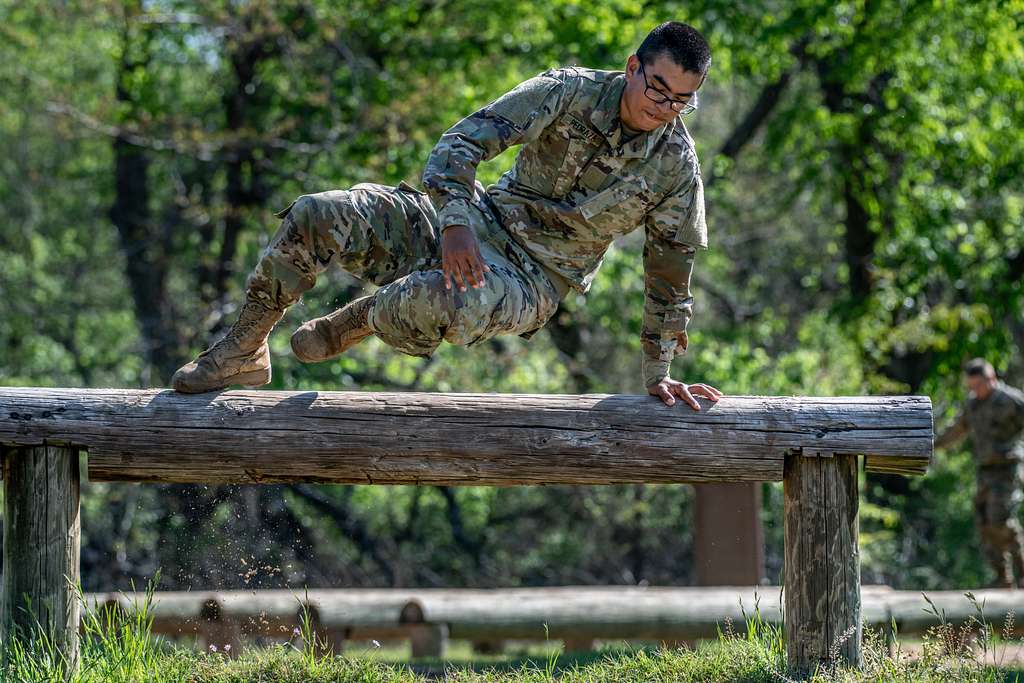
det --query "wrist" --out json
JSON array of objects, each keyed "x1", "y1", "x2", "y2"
[
  {"x1": 646, "y1": 378, "x2": 670, "y2": 393},
  {"x1": 642, "y1": 356, "x2": 672, "y2": 389}
]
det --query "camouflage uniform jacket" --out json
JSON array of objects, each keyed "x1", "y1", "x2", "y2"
[
  {"x1": 936, "y1": 382, "x2": 1024, "y2": 465},
  {"x1": 422, "y1": 66, "x2": 708, "y2": 387}
]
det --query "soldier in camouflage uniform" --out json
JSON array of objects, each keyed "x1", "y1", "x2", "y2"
[
  {"x1": 936, "y1": 359, "x2": 1024, "y2": 587},
  {"x1": 172, "y1": 22, "x2": 723, "y2": 410}
]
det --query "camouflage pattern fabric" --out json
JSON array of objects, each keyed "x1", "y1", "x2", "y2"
[
  {"x1": 975, "y1": 463, "x2": 1024, "y2": 587},
  {"x1": 254, "y1": 182, "x2": 560, "y2": 358},
  {"x1": 423, "y1": 67, "x2": 707, "y2": 386},
  {"x1": 254, "y1": 66, "x2": 706, "y2": 384},
  {"x1": 936, "y1": 382, "x2": 1024, "y2": 465},
  {"x1": 937, "y1": 382, "x2": 1024, "y2": 585}
]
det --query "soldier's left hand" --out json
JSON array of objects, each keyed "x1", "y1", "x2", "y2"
[
  {"x1": 648, "y1": 377, "x2": 723, "y2": 409},
  {"x1": 441, "y1": 224, "x2": 490, "y2": 292}
]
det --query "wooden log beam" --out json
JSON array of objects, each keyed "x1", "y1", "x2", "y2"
[
  {"x1": 0, "y1": 389, "x2": 932, "y2": 484},
  {"x1": 84, "y1": 586, "x2": 899, "y2": 644},
  {"x1": 88, "y1": 589, "x2": 424, "y2": 635},
  {"x1": 89, "y1": 586, "x2": 1024, "y2": 644},
  {"x1": 1, "y1": 445, "x2": 81, "y2": 674},
  {"x1": 693, "y1": 482, "x2": 765, "y2": 585}
]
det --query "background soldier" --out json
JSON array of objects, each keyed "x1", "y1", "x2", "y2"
[
  {"x1": 172, "y1": 22, "x2": 722, "y2": 409},
  {"x1": 935, "y1": 358, "x2": 1024, "y2": 587}
]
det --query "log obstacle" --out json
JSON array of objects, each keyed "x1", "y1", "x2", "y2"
[
  {"x1": 89, "y1": 584, "x2": 1018, "y2": 655},
  {"x1": 91, "y1": 589, "x2": 432, "y2": 657},
  {"x1": 0, "y1": 388, "x2": 933, "y2": 673}
]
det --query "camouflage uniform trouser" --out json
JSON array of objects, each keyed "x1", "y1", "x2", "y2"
[
  {"x1": 249, "y1": 182, "x2": 563, "y2": 357},
  {"x1": 975, "y1": 462, "x2": 1024, "y2": 587}
]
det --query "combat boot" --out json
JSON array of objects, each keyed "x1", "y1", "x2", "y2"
[
  {"x1": 290, "y1": 294, "x2": 375, "y2": 363},
  {"x1": 171, "y1": 294, "x2": 286, "y2": 393}
]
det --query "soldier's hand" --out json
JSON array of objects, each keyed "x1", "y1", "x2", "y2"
[
  {"x1": 648, "y1": 377, "x2": 723, "y2": 410},
  {"x1": 442, "y1": 224, "x2": 490, "y2": 292}
]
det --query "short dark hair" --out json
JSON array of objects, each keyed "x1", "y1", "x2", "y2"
[
  {"x1": 964, "y1": 358, "x2": 995, "y2": 378},
  {"x1": 637, "y1": 22, "x2": 711, "y2": 76}
]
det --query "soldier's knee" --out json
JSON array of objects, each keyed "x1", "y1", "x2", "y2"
[
  {"x1": 397, "y1": 271, "x2": 488, "y2": 346},
  {"x1": 405, "y1": 271, "x2": 454, "y2": 319},
  {"x1": 409, "y1": 273, "x2": 490, "y2": 346},
  {"x1": 372, "y1": 270, "x2": 452, "y2": 334}
]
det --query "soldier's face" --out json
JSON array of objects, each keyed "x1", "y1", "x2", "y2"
[
  {"x1": 621, "y1": 53, "x2": 705, "y2": 132},
  {"x1": 967, "y1": 374, "x2": 997, "y2": 399}
]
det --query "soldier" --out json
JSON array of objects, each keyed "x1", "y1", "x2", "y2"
[
  {"x1": 172, "y1": 21, "x2": 723, "y2": 410},
  {"x1": 935, "y1": 359, "x2": 1024, "y2": 587}
]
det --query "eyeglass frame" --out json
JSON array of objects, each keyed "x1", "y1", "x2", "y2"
[{"x1": 637, "y1": 62, "x2": 701, "y2": 115}]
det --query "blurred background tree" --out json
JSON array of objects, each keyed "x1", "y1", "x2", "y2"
[{"x1": 0, "y1": 0, "x2": 1021, "y2": 591}]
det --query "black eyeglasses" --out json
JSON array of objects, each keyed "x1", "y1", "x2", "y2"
[{"x1": 638, "y1": 63, "x2": 699, "y2": 115}]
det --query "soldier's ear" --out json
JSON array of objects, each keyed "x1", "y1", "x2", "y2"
[{"x1": 625, "y1": 54, "x2": 640, "y2": 78}]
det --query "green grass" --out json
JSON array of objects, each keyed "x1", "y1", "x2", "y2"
[{"x1": 4, "y1": 589, "x2": 1024, "y2": 682}]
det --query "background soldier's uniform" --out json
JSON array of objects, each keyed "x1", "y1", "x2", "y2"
[
  {"x1": 936, "y1": 381, "x2": 1024, "y2": 586},
  {"x1": 251, "y1": 67, "x2": 707, "y2": 385}
]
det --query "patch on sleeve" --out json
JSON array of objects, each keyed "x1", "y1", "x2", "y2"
[{"x1": 674, "y1": 173, "x2": 707, "y2": 248}]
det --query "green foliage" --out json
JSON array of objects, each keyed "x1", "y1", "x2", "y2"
[{"x1": 1, "y1": 0, "x2": 1022, "y2": 591}]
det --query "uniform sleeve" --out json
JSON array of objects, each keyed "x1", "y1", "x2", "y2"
[
  {"x1": 422, "y1": 70, "x2": 573, "y2": 232},
  {"x1": 1009, "y1": 387, "x2": 1024, "y2": 430},
  {"x1": 640, "y1": 161, "x2": 707, "y2": 388},
  {"x1": 935, "y1": 409, "x2": 969, "y2": 450}
]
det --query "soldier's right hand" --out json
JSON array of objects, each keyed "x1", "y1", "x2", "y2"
[{"x1": 442, "y1": 224, "x2": 490, "y2": 292}]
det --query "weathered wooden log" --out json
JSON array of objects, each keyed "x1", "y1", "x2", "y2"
[
  {"x1": 884, "y1": 588, "x2": 1024, "y2": 638},
  {"x1": 85, "y1": 586, "x2": 901, "y2": 644},
  {"x1": 85, "y1": 589, "x2": 427, "y2": 654},
  {"x1": 424, "y1": 587, "x2": 789, "y2": 641},
  {"x1": 1, "y1": 445, "x2": 81, "y2": 674},
  {"x1": 2, "y1": 386, "x2": 933, "y2": 673},
  {"x1": 784, "y1": 453, "x2": 861, "y2": 670},
  {"x1": 0, "y1": 389, "x2": 932, "y2": 484},
  {"x1": 89, "y1": 585, "x2": 1024, "y2": 647}
]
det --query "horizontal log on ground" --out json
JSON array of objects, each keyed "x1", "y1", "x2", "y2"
[
  {"x1": 87, "y1": 590, "x2": 424, "y2": 636},
  {"x1": 883, "y1": 589, "x2": 1024, "y2": 636},
  {"x1": 84, "y1": 585, "x2": 1024, "y2": 643},
  {"x1": 0, "y1": 389, "x2": 932, "y2": 483}
]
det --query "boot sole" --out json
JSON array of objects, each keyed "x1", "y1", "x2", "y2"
[
  {"x1": 237, "y1": 367, "x2": 272, "y2": 389},
  {"x1": 174, "y1": 367, "x2": 270, "y2": 394}
]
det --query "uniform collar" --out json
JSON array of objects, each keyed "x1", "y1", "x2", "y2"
[{"x1": 590, "y1": 72, "x2": 669, "y2": 159}]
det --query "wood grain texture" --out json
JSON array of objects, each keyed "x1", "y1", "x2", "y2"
[
  {"x1": 784, "y1": 453, "x2": 861, "y2": 670},
  {"x1": 1, "y1": 445, "x2": 80, "y2": 673},
  {"x1": 0, "y1": 388, "x2": 932, "y2": 484}
]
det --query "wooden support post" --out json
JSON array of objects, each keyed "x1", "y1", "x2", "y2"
[
  {"x1": 694, "y1": 482, "x2": 765, "y2": 585},
  {"x1": 471, "y1": 639, "x2": 505, "y2": 654},
  {"x1": 562, "y1": 637, "x2": 596, "y2": 652},
  {"x1": 1, "y1": 445, "x2": 81, "y2": 673},
  {"x1": 784, "y1": 453, "x2": 861, "y2": 671},
  {"x1": 300, "y1": 604, "x2": 340, "y2": 656},
  {"x1": 198, "y1": 598, "x2": 241, "y2": 657},
  {"x1": 409, "y1": 623, "x2": 448, "y2": 658}
]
